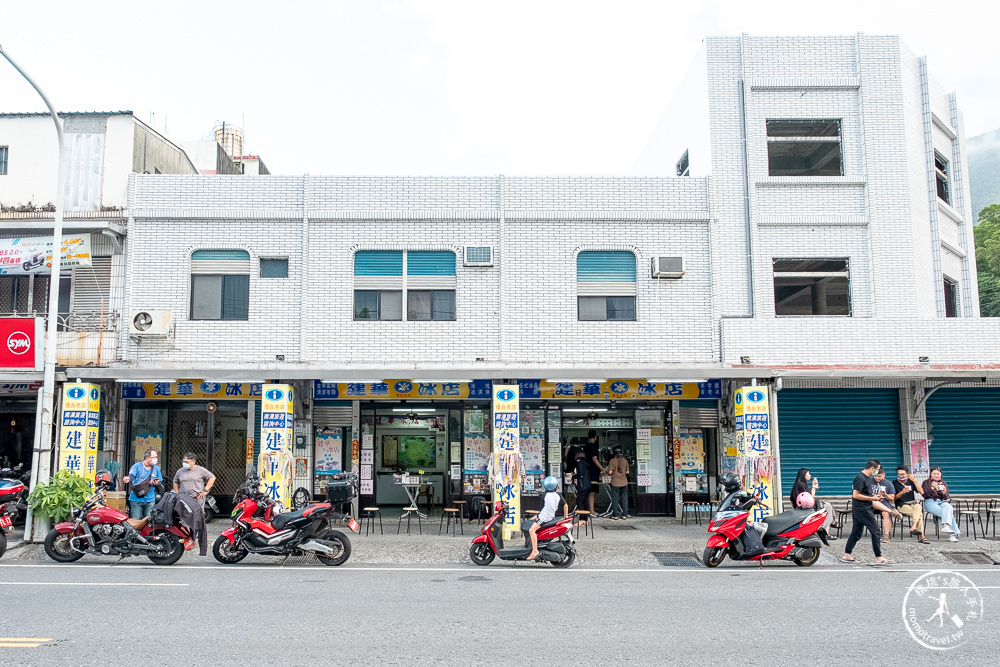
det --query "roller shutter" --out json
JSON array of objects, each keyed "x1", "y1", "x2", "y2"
[
  {"x1": 679, "y1": 400, "x2": 718, "y2": 428},
  {"x1": 778, "y1": 389, "x2": 902, "y2": 496},
  {"x1": 313, "y1": 402, "x2": 353, "y2": 428},
  {"x1": 924, "y1": 388, "x2": 1000, "y2": 494}
]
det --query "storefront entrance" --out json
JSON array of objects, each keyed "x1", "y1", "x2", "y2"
[{"x1": 0, "y1": 399, "x2": 36, "y2": 470}]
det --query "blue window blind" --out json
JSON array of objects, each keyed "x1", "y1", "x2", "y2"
[
  {"x1": 407, "y1": 251, "x2": 456, "y2": 276},
  {"x1": 577, "y1": 251, "x2": 636, "y2": 282},
  {"x1": 192, "y1": 249, "x2": 250, "y2": 260},
  {"x1": 354, "y1": 251, "x2": 403, "y2": 276}
]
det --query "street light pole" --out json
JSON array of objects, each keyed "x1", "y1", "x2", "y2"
[{"x1": 0, "y1": 44, "x2": 66, "y2": 542}]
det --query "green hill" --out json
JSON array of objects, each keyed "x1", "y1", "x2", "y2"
[{"x1": 969, "y1": 128, "x2": 1000, "y2": 221}]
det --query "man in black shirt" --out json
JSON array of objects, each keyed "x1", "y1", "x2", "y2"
[
  {"x1": 584, "y1": 430, "x2": 604, "y2": 516},
  {"x1": 892, "y1": 465, "x2": 928, "y2": 543},
  {"x1": 842, "y1": 459, "x2": 894, "y2": 565}
]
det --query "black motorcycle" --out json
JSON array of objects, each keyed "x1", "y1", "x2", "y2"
[{"x1": 0, "y1": 464, "x2": 31, "y2": 526}]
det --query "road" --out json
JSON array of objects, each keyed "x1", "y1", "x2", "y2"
[{"x1": 1, "y1": 561, "x2": 997, "y2": 665}]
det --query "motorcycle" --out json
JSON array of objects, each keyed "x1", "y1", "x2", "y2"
[
  {"x1": 702, "y1": 478, "x2": 828, "y2": 568},
  {"x1": 469, "y1": 500, "x2": 577, "y2": 567},
  {"x1": 0, "y1": 477, "x2": 26, "y2": 557},
  {"x1": 0, "y1": 464, "x2": 31, "y2": 525},
  {"x1": 44, "y1": 488, "x2": 193, "y2": 565},
  {"x1": 204, "y1": 493, "x2": 220, "y2": 523},
  {"x1": 212, "y1": 471, "x2": 358, "y2": 567}
]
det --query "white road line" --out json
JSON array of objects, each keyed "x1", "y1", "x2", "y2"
[{"x1": 0, "y1": 581, "x2": 188, "y2": 587}]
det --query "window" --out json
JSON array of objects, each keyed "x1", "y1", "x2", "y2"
[
  {"x1": 935, "y1": 152, "x2": 951, "y2": 205},
  {"x1": 0, "y1": 146, "x2": 7, "y2": 175},
  {"x1": 773, "y1": 259, "x2": 850, "y2": 316},
  {"x1": 260, "y1": 258, "x2": 288, "y2": 278},
  {"x1": 353, "y1": 250, "x2": 456, "y2": 321},
  {"x1": 766, "y1": 120, "x2": 842, "y2": 176},
  {"x1": 676, "y1": 149, "x2": 690, "y2": 177},
  {"x1": 189, "y1": 249, "x2": 250, "y2": 320},
  {"x1": 576, "y1": 251, "x2": 636, "y2": 321},
  {"x1": 943, "y1": 278, "x2": 959, "y2": 317}
]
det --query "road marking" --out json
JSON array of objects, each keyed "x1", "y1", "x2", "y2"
[
  {"x1": 0, "y1": 637, "x2": 52, "y2": 648},
  {"x1": 0, "y1": 582, "x2": 188, "y2": 587}
]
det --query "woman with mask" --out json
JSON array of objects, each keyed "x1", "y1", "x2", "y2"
[
  {"x1": 789, "y1": 468, "x2": 840, "y2": 539},
  {"x1": 606, "y1": 445, "x2": 630, "y2": 520},
  {"x1": 923, "y1": 466, "x2": 960, "y2": 542}
]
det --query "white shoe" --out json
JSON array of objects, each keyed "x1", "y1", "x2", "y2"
[
  {"x1": 941, "y1": 525, "x2": 956, "y2": 535},
  {"x1": 948, "y1": 535, "x2": 958, "y2": 542}
]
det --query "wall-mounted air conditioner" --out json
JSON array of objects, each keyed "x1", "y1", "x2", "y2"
[
  {"x1": 130, "y1": 309, "x2": 173, "y2": 337},
  {"x1": 651, "y1": 256, "x2": 685, "y2": 279},
  {"x1": 464, "y1": 246, "x2": 493, "y2": 267}
]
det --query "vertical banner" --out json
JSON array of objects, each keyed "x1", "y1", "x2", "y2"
[
  {"x1": 59, "y1": 383, "x2": 101, "y2": 487},
  {"x1": 671, "y1": 401, "x2": 681, "y2": 516},
  {"x1": 492, "y1": 384, "x2": 520, "y2": 540},
  {"x1": 260, "y1": 384, "x2": 294, "y2": 510},
  {"x1": 734, "y1": 386, "x2": 774, "y2": 520}
]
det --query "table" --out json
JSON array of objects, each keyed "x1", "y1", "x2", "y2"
[{"x1": 401, "y1": 482, "x2": 435, "y2": 519}]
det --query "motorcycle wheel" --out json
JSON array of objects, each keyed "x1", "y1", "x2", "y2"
[
  {"x1": 315, "y1": 529, "x2": 352, "y2": 566},
  {"x1": 792, "y1": 547, "x2": 820, "y2": 567},
  {"x1": 550, "y1": 547, "x2": 576, "y2": 568},
  {"x1": 203, "y1": 506, "x2": 215, "y2": 524},
  {"x1": 702, "y1": 545, "x2": 726, "y2": 568},
  {"x1": 146, "y1": 532, "x2": 185, "y2": 566},
  {"x1": 469, "y1": 542, "x2": 495, "y2": 566},
  {"x1": 44, "y1": 529, "x2": 86, "y2": 562},
  {"x1": 212, "y1": 534, "x2": 249, "y2": 564},
  {"x1": 0, "y1": 531, "x2": 6, "y2": 558}
]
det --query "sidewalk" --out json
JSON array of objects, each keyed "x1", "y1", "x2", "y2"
[{"x1": 4, "y1": 514, "x2": 1000, "y2": 567}]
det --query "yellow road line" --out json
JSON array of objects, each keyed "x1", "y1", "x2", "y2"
[
  {"x1": 0, "y1": 638, "x2": 53, "y2": 641},
  {"x1": 0, "y1": 643, "x2": 44, "y2": 647}
]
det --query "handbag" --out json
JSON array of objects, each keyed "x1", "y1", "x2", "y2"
[{"x1": 130, "y1": 468, "x2": 154, "y2": 498}]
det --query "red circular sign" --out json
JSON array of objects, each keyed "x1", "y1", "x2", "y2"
[{"x1": 6, "y1": 331, "x2": 31, "y2": 356}]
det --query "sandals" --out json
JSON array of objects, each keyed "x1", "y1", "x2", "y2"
[
  {"x1": 840, "y1": 556, "x2": 858, "y2": 564},
  {"x1": 881, "y1": 536, "x2": 890, "y2": 543},
  {"x1": 870, "y1": 558, "x2": 895, "y2": 566},
  {"x1": 917, "y1": 537, "x2": 930, "y2": 544}
]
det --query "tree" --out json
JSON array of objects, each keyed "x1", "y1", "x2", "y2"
[{"x1": 975, "y1": 204, "x2": 1000, "y2": 316}]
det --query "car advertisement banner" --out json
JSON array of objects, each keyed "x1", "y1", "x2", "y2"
[{"x1": 0, "y1": 235, "x2": 93, "y2": 275}]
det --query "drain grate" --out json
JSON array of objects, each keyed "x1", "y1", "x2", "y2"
[
  {"x1": 652, "y1": 551, "x2": 702, "y2": 567},
  {"x1": 602, "y1": 524, "x2": 637, "y2": 530},
  {"x1": 942, "y1": 552, "x2": 997, "y2": 565}
]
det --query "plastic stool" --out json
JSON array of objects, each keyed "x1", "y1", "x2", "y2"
[
  {"x1": 361, "y1": 506, "x2": 383, "y2": 536},
  {"x1": 397, "y1": 506, "x2": 422, "y2": 535}
]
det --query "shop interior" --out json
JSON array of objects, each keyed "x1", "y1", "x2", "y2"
[{"x1": 0, "y1": 399, "x2": 36, "y2": 470}]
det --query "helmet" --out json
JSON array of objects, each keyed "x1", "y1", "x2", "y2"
[
  {"x1": 612, "y1": 445, "x2": 623, "y2": 456},
  {"x1": 94, "y1": 469, "x2": 113, "y2": 490},
  {"x1": 796, "y1": 491, "x2": 815, "y2": 509},
  {"x1": 542, "y1": 476, "x2": 559, "y2": 491},
  {"x1": 719, "y1": 473, "x2": 742, "y2": 492}
]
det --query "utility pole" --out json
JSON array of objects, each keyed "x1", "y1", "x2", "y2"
[{"x1": 0, "y1": 44, "x2": 66, "y2": 542}]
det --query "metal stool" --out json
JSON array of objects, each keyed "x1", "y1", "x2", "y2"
[
  {"x1": 439, "y1": 507, "x2": 462, "y2": 536},
  {"x1": 574, "y1": 510, "x2": 592, "y2": 539},
  {"x1": 524, "y1": 509, "x2": 540, "y2": 521},
  {"x1": 681, "y1": 500, "x2": 702, "y2": 526},
  {"x1": 397, "y1": 506, "x2": 422, "y2": 535},
  {"x1": 361, "y1": 506, "x2": 383, "y2": 536},
  {"x1": 452, "y1": 499, "x2": 467, "y2": 522}
]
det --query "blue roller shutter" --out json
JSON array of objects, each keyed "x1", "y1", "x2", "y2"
[
  {"x1": 407, "y1": 251, "x2": 456, "y2": 275},
  {"x1": 778, "y1": 389, "x2": 902, "y2": 497},
  {"x1": 576, "y1": 251, "x2": 636, "y2": 282},
  {"x1": 354, "y1": 251, "x2": 403, "y2": 276},
  {"x1": 925, "y1": 388, "x2": 1000, "y2": 494}
]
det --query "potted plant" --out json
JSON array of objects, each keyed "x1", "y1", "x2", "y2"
[{"x1": 27, "y1": 470, "x2": 93, "y2": 523}]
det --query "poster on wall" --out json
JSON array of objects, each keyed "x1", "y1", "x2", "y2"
[
  {"x1": 909, "y1": 438, "x2": 929, "y2": 474},
  {"x1": 360, "y1": 479, "x2": 373, "y2": 495},
  {"x1": 678, "y1": 429, "x2": 705, "y2": 474},
  {"x1": 520, "y1": 434, "x2": 544, "y2": 473},
  {"x1": 314, "y1": 432, "x2": 343, "y2": 475},
  {"x1": 463, "y1": 434, "x2": 490, "y2": 473}
]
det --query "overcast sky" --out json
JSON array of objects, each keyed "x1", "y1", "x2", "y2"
[{"x1": 1, "y1": 0, "x2": 997, "y2": 175}]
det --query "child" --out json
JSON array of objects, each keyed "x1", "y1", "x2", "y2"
[{"x1": 528, "y1": 476, "x2": 570, "y2": 561}]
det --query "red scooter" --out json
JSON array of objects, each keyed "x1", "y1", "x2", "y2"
[
  {"x1": 0, "y1": 478, "x2": 25, "y2": 557},
  {"x1": 703, "y1": 474, "x2": 828, "y2": 568},
  {"x1": 469, "y1": 500, "x2": 577, "y2": 567}
]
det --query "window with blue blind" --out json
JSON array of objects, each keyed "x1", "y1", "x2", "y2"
[
  {"x1": 192, "y1": 249, "x2": 250, "y2": 261},
  {"x1": 576, "y1": 251, "x2": 637, "y2": 321},
  {"x1": 353, "y1": 250, "x2": 456, "y2": 321},
  {"x1": 354, "y1": 251, "x2": 403, "y2": 276},
  {"x1": 190, "y1": 249, "x2": 251, "y2": 320},
  {"x1": 407, "y1": 251, "x2": 456, "y2": 275}
]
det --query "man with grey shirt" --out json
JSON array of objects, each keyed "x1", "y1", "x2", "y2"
[{"x1": 172, "y1": 452, "x2": 216, "y2": 508}]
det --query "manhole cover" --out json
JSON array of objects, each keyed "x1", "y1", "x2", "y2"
[
  {"x1": 602, "y1": 524, "x2": 637, "y2": 530},
  {"x1": 652, "y1": 551, "x2": 701, "y2": 567},
  {"x1": 942, "y1": 552, "x2": 996, "y2": 565}
]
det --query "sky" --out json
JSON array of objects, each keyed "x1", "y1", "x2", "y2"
[{"x1": 1, "y1": 0, "x2": 998, "y2": 176}]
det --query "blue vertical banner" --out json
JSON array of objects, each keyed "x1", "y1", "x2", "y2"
[
  {"x1": 59, "y1": 383, "x2": 101, "y2": 487},
  {"x1": 260, "y1": 384, "x2": 294, "y2": 510},
  {"x1": 492, "y1": 384, "x2": 520, "y2": 539}
]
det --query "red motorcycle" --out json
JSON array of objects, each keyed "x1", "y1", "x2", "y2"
[
  {"x1": 44, "y1": 488, "x2": 192, "y2": 565},
  {"x1": 703, "y1": 473, "x2": 828, "y2": 568},
  {"x1": 469, "y1": 500, "x2": 577, "y2": 567},
  {"x1": 213, "y1": 472, "x2": 357, "y2": 567},
  {"x1": 0, "y1": 478, "x2": 26, "y2": 557}
]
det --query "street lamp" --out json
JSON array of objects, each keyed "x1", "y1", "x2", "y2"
[{"x1": 0, "y1": 43, "x2": 66, "y2": 542}]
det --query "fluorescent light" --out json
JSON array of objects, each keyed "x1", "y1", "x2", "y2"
[
  {"x1": 320, "y1": 379, "x2": 383, "y2": 384},
  {"x1": 562, "y1": 408, "x2": 609, "y2": 413},
  {"x1": 545, "y1": 379, "x2": 606, "y2": 383},
  {"x1": 115, "y1": 379, "x2": 176, "y2": 383},
  {"x1": 391, "y1": 407, "x2": 436, "y2": 413},
  {"x1": 647, "y1": 378, "x2": 708, "y2": 384},
  {"x1": 418, "y1": 379, "x2": 473, "y2": 383}
]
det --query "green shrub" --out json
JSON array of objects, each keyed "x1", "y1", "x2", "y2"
[{"x1": 27, "y1": 470, "x2": 92, "y2": 522}]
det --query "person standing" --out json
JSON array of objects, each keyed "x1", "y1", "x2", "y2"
[
  {"x1": 123, "y1": 449, "x2": 161, "y2": 520},
  {"x1": 872, "y1": 468, "x2": 903, "y2": 542},
  {"x1": 607, "y1": 446, "x2": 630, "y2": 520},
  {"x1": 172, "y1": 452, "x2": 216, "y2": 508},
  {"x1": 584, "y1": 430, "x2": 604, "y2": 516},
  {"x1": 923, "y1": 466, "x2": 960, "y2": 542},
  {"x1": 841, "y1": 459, "x2": 894, "y2": 565},
  {"x1": 892, "y1": 466, "x2": 929, "y2": 544}
]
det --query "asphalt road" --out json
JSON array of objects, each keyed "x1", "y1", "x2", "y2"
[{"x1": 1, "y1": 561, "x2": 998, "y2": 665}]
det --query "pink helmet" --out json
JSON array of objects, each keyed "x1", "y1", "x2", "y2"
[{"x1": 797, "y1": 491, "x2": 815, "y2": 509}]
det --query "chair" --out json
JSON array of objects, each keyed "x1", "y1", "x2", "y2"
[
  {"x1": 987, "y1": 500, "x2": 1000, "y2": 538},
  {"x1": 958, "y1": 500, "x2": 984, "y2": 540},
  {"x1": 452, "y1": 499, "x2": 467, "y2": 521},
  {"x1": 834, "y1": 501, "x2": 852, "y2": 539},
  {"x1": 361, "y1": 506, "x2": 383, "y2": 536},
  {"x1": 923, "y1": 511, "x2": 941, "y2": 540},
  {"x1": 469, "y1": 496, "x2": 490, "y2": 525},
  {"x1": 575, "y1": 510, "x2": 593, "y2": 539},
  {"x1": 891, "y1": 510, "x2": 915, "y2": 539},
  {"x1": 439, "y1": 507, "x2": 462, "y2": 536},
  {"x1": 397, "y1": 506, "x2": 422, "y2": 535}
]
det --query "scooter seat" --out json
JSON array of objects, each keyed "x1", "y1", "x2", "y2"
[
  {"x1": 762, "y1": 509, "x2": 814, "y2": 536},
  {"x1": 270, "y1": 507, "x2": 309, "y2": 531},
  {"x1": 539, "y1": 518, "x2": 564, "y2": 529}
]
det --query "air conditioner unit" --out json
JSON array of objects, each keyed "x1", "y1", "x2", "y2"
[
  {"x1": 129, "y1": 309, "x2": 173, "y2": 337},
  {"x1": 651, "y1": 256, "x2": 685, "y2": 278},
  {"x1": 464, "y1": 246, "x2": 493, "y2": 266}
]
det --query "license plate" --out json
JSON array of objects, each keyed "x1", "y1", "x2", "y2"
[
  {"x1": 0, "y1": 515, "x2": 11, "y2": 529},
  {"x1": 347, "y1": 518, "x2": 360, "y2": 533},
  {"x1": 183, "y1": 537, "x2": 194, "y2": 551}
]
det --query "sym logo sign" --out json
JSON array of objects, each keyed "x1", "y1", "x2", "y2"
[{"x1": 0, "y1": 318, "x2": 42, "y2": 370}]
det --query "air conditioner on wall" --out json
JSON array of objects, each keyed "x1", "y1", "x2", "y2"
[
  {"x1": 129, "y1": 309, "x2": 173, "y2": 337},
  {"x1": 463, "y1": 246, "x2": 493, "y2": 266},
  {"x1": 651, "y1": 256, "x2": 685, "y2": 278}
]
